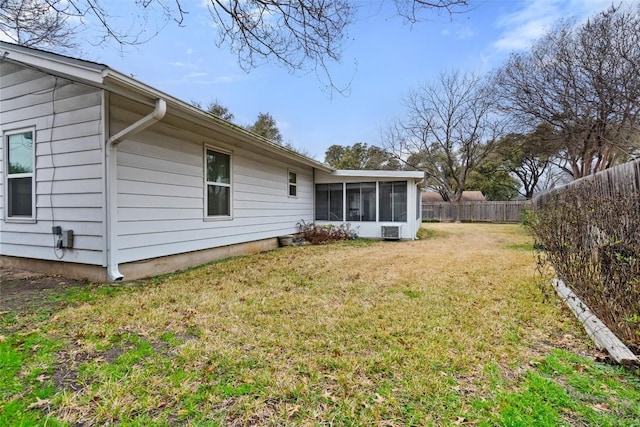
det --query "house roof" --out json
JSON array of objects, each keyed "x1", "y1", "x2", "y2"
[
  {"x1": 460, "y1": 191, "x2": 487, "y2": 202},
  {"x1": 421, "y1": 192, "x2": 445, "y2": 202},
  {"x1": 421, "y1": 191, "x2": 487, "y2": 202},
  {"x1": 331, "y1": 170, "x2": 424, "y2": 179},
  {"x1": 0, "y1": 41, "x2": 333, "y2": 173}
]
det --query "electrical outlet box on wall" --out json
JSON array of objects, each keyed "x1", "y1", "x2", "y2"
[{"x1": 62, "y1": 230, "x2": 74, "y2": 249}]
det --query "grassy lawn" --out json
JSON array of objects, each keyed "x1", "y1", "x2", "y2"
[{"x1": 2, "y1": 223, "x2": 639, "y2": 426}]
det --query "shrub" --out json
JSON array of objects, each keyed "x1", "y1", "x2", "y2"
[
  {"x1": 297, "y1": 220, "x2": 358, "y2": 244},
  {"x1": 529, "y1": 183, "x2": 640, "y2": 350}
]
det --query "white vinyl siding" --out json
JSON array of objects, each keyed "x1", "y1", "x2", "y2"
[
  {"x1": 0, "y1": 62, "x2": 105, "y2": 265},
  {"x1": 111, "y1": 95, "x2": 314, "y2": 263}
]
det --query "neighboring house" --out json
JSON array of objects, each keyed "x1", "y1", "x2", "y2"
[{"x1": 0, "y1": 42, "x2": 423, "y2": 282}]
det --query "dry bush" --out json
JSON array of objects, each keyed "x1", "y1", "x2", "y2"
[
  {"x1": 529, "y1": 183, "x2": 640, "y2": 349},
  {"x1": 296, "y1": 220, "x2": 358, "y2": 244}
]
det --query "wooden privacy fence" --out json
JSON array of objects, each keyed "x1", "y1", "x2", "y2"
[
  {"x1": 533, "y1": 158, "x2": 640, "y2": 207},
  {"x1": 422, "y1": 201, "x2": 531, "y2": 223}
]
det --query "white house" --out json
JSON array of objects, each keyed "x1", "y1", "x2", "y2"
[{"x1": 0, "y1": 42, "x2": 423, "y2": 282}]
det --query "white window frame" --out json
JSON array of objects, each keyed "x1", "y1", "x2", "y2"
[
  {"x1": 4, "y1": 127, "x2": 36, "y2": 223},
  {"x1": 204, "y1": 145, "x2": 233, "y2": 220},
  {"x1": 288, "y1": 169, "x2": 297, "y2": 198}
]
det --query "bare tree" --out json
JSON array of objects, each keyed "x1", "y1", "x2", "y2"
[
  {"x1": 393, "y1": 0, "x2": 469, "y2": 23},
  {"x1": 495, "y1": 5, "x2": 640, "y2": 179},
  {"x1": 0, "y1": 0, "x2": 182, "y2": 49},
  {"x1": 1, "y1": 0, "x2": 470, "y2": 93},
  {"x1": 384, "y1": 71, "x2": 505, "y2": 203},
  {"x1": 0, "y1": 0, "x2": 77, "y2": 48}
]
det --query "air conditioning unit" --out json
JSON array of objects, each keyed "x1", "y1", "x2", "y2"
[{"x1": 381, "y1": 225, "x2": 401, "y2": 240}]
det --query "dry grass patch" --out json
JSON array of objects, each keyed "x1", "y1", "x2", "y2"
[{"x1": 4, "y1": 223, "x2": 638, "y2": 426}]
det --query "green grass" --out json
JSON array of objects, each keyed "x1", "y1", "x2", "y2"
[
  {"x1": 505, "y1": 243, "x2": 536, "y2": 251},
  {"x1": 1, "y1": 224, "x2": 639, "y2": 426},
  {"x1": 474, "y1": 349, "x2": 640, "y2": 426},
  {"x1": 416, "y1": 226, "x2": 445, "y2": 240},
  {"x1": 0, "y1": 331, "x2": 66, "y2": 426}
]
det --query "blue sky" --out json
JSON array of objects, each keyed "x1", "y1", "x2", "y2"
[{"x1": 79, "y1": 0, "x2": 616, "y2": 161}]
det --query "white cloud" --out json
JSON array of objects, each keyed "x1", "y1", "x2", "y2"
[
  {"x1": 213, "y1": 74, "x2": 255, "y2": 84},
  {"x1": 455, "y1": 27, "x2": 474, "y2": 40},
  {"x1": 187, "y1": 72, "x2": 208, "y2": 78},
  {"x1": 440, "y1": 27, "x2": 473, "y2": 40},
  {"x1": 214, "y1": 75, "x2": 234, "y2": 83},
  {"x1": 493, "y1": 0, "x2": 618, "y2": 52},
  {"x1": 493, "y1": 0, "x2": 562, "y2": 52}
]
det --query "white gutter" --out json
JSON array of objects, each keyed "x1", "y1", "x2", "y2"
[{"x1": 105, "y1": 98, "x2": 167, "y2": 281}]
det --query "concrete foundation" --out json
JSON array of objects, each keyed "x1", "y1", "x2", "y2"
[{"x1": 0, "y1": 237, "x2": 280, "y2": 283}]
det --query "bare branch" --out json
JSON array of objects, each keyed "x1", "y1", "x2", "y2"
[
  {"x1": 393, "y1": 0, "x2": 470, "y2": 24},
  {"x1": 0, "y1": 0, "x2": 473, "y2": 93},
  {"x1": 495, "y1": 4, "x2": 640, "y2": 179},
  {"x1": 383, "y1": 71, "x2": 505, "y2": 203}
]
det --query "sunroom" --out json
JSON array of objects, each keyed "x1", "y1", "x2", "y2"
[{"x1": 314, "y1": 170, "x2": 424, "y2": 240}]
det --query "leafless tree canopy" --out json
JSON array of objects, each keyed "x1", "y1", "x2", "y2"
[
  {"x1": 208, "y1": 1, "x2": 351, "y2": 72},
  {"x1": 384, "y1": 71, "x2": 505, "y2": 202},
  {"x1": 0, "y1": 0, "x2": 76, "y2": 48},
  {"x1": 495, "y1": 5, "x2": 640, "y2": 179},
  {"x1": 393, "y1": 0, "x2": 469, "y2": 23},
  {"x1": 0, "y1": 0, "x2": 470, "y2": 92}
]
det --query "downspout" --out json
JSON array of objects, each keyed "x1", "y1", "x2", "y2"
[{"x1": 105, "y1": 98, "x2": 167, "y2": 281}]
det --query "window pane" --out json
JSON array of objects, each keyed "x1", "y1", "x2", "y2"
[
  {"x1": 346, "y1": 183, "x2": 360, "y2": 221},
  {"x1": 393, "y1": 182, "x2": 407, "y2": 222},
  {"x1": 379, "y1": 182, "x2": 392, "y2": 221},
  {"x1": 329, "y1": 183, "x2": 343, "y2": 221},
  {"x1": 288, "y1": 171, "x2": 297, "y2": 197},
  {"x1": 206, "y1": 150, "x2": 230, "y2": 184},
  {"x1": 8, "y1": 177, "x2": 32, "y2": 217},
  {"x1": 379, "y1": 181, "x2": 407, "y2": 222},
  {"x1": 315, "y1": 184, "x2": 329, "y2": 220},
  {"x1": 8, "y1": 132, "x2": 33, "y2": 174},
  {"x1": 315, "y1": 183, "x2": 343, "y2": 220},
  {"x1": 207, "y1": 185, "x2": 230, "y2": 216},
  {"x1": 361, "y1": 182, "x2": 376, "y2": 222},
  {"x1": 346, "y1": 182, "x2": 375, "y2": 222}
]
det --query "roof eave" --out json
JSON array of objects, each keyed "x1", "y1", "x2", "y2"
[
  {"x1": 331, "y1": 170, "x2": 424, "y2": 179},
  {"x1": 1, "y1": 41, "x2": 106, "y2": 84},
  {"x1": 102, "y1": 69, "x2": 333, "y2": 173},
  {"x1": 0, "y1": 41, "x2": 332, "y2": 173}
]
